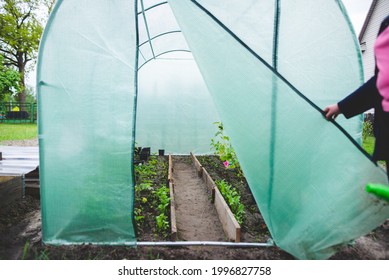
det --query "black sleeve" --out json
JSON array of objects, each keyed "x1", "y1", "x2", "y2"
[{"x1": 337, "y1": 76, "x2": 378, "y2": 119}]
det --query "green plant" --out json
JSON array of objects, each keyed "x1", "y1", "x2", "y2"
[
  {"x1": 134, "y1": 207, "x2": 144, "y2": 227},
  {"x1": 135, "y1": 163, "x2": 157, "y2": 181},
  {"x1": 362, "y1": 120, "x2": 374, "y2": 140},
  {"x1": 216, "y1": 179, "x2": 245, "y2": 224},
  {"x1": 156, "y1": 213, "x2": 169, "y2": 232},
  {"x1": 135, "y1": 182, "x2": 153, "y2": 193},
  {"x1": 21, "y1": 240, "x2": 29, "y2": 260},
  {"x1": 155, "y1": 186, "x2": 170, "y2": 214},
  {"x1": 154, "y1": 186, "x2": 170, "y2": 235},
  {"x1": 210, "y1": 122, "x2": 240, "y2": 169},
  {"x1": 133, "y1": 155, "x2": 170, "y2": 237},
  {"x1": 35, "y1": 250, "x2": 50, "y2": 260}
]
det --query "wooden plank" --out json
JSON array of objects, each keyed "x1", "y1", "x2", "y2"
[
  {"x1": 0, "y1": 176, "x2": 23, "y2": 205},
  {"x1": 25, "y1": 183, "x2": 40, "y2": 199},
  {"x1": 168, "y1": 154, "x2": 173, "y2": 183},
  {"x1": 169, "y1": 181, "x2": 178, "y2": 241},
  {"x1": 201, "y1": 167, "x2": 215, "y2": 195},
  {"x1": 190, "y1": 152, "x2": 203, "y2": 177},
  {"x1": 190, "y1": 153, "x2": 213, "y2": 194},
  {"x1": 214, "y1": 187, "x2": 241, "y2": 242}
]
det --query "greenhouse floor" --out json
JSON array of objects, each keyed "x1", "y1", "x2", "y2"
[
  {"x1": 0, "y1": 193, "x2": 388, "y2": 260},
  {"x1": 0, "y1": 162, "x2": 388, "y2": 259},
  {"x1": 0, "y1": 143, "x2": 387, "y2": 259}
]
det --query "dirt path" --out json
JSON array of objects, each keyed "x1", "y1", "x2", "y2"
[{"x1": 172, "y1": 156, "x2": 226, "y2": 241}]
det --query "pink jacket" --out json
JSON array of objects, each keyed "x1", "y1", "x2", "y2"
[{"x1": 375, "y1": 27, "x2": 389, "y2": 112}]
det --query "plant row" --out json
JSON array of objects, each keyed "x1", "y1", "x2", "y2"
[{"x1": 133, "y1": 155, "x2": 170, "y2": 239}]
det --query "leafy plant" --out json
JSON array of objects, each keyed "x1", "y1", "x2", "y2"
[
  {"x1": 215, "y1": 179, "x2": 245, "y2": 224},
  {"x1": 210, "y1": 122, "x2": 240, "y2": 169},
  {"x1": 362, "y1": 120, "x2": 374, "y2": 140},
  {"x1": 156, "y1": 213, "x2": 169, "y2": 232},
  {"x1": 135, "y1": 182, "x2": 153, "y2": 193},
  {"x1": 0, "y1": 55, "x2": 20, "y2": 102},
  {"x1": 155, "y1": 186, "x2": 170, "y2": 214},
  {"x1": 134, "y1": 207, "x2": 144, "y2": 227},
  {"x1": 21, "y1": 240, "x2": 29, "y2": 260}
]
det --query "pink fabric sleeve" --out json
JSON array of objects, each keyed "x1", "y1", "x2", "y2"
[{"x1": 375, "y1": 27, "x2": 389, "y2": 112}]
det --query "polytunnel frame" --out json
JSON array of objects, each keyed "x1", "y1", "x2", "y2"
[
  {"x1": 136, "y1": 0, "x2": 192, "y2": 70},
  {"x1": 35, "y1": 0, "x2": 385, "y2": 250}
]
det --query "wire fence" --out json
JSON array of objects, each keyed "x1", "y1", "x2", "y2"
[{"x1": 0, "y1": 102, "x2": 37, "y2": 123}]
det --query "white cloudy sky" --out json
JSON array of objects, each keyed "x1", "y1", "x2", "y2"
[
  {"x1": 342, "y1": 0, "x2": 373, "y2": 33},
  {"x1": 26, "y1": 0, "x2": 374, "y2": 87}
]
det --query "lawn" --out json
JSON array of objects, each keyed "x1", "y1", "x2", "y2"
[
  {"x1": 0, "y1": 122, "x2": 378, "y2": 155},
  {"x1": 362, "y1": 135, "x2": 375, "y2": 156},
  {"x1": 0, "y1": 123, "x2": 38, "y2": 141}
]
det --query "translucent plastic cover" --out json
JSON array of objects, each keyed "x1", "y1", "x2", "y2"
[
  {"x1": 37, "y1": 0, "x2": 137, "y2": 244},
  {"x1": 136, "y1": 0, "x2": 220, "y2": 154},
  {"x1": 37, "y1": 0, "x2": 389, "y2": 259},
  {"x1": 169, "y1": 0, "x2": 389, "y2": 259}
]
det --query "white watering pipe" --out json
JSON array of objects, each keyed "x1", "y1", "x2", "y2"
[{"x1": 136, "y1": 241, "x2": 274, "y2": 247}]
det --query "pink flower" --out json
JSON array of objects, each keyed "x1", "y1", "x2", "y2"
[{"x1": 223, "y1": 161, "x2": 229, "y2": 168}]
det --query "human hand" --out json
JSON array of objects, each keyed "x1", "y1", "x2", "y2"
[{"x1": 323, "y1": 104, "x2": 340, "y2": 120}]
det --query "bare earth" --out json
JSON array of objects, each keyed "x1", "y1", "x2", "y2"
[
  {"x1": 0, "y1": 138, "x2": 39, "y2": 147},
  {"x1": 173, "y1": 156, "x2": 225, "y2": 241}
]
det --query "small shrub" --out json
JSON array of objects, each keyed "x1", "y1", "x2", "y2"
[{"x1": 362, "y1": 120, "x2": 374, "y2": 140}]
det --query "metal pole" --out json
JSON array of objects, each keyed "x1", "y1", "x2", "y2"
[
  {"x1": 22, "y1": 174, "x2": 26, "y2": 198},
  {"x1": 136, "y1": 241, "x2": 274, "y2": 247}
]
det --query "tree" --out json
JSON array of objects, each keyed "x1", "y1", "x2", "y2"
[
  {"x1": 0, "y1": 54, "x2": 20, "y2": 101},
  {"x1": 0, "y1": 0, "x2": 43, "y2": 105}
]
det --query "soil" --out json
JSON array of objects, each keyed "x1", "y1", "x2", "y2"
[
  {"x1": 0, "y1": 149, "x2": 388, "y2": 259},
  {"x1": 197, "y1": 155, "x2": 271, "y2": 243},
  {"x1": 0, "y1": 138, "x2": 39, "y2": 147},
  {"x1": 172, "y1": 156, "x2": 225, "y2": 241}
]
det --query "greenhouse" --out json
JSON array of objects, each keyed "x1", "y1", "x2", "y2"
[{"x1": 37, "y1": 0, "x2": 389, "y2": 259}]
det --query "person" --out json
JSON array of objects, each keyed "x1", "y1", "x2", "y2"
[{"x1": 324, "y1": 15, "x2": 389, "y2": 178}]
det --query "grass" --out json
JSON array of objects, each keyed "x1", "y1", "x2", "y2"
[
  {"x1": 362, "y1": 136, "x2": 375, "y2": 156},
  {"x1": 363, "y1": 135, "x2": 386, "y2": 168},
  {"x1": 0, "y1": 123, "x2": 37, "y2": 142}
]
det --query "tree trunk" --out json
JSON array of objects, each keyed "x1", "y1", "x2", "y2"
[{"x1": 17, "y1": 52, "x2": 26, "y2": 110}]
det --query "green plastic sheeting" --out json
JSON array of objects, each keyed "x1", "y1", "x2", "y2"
[
  {"x1": 37, "y1": 0, "x2": 137, "y2": 244},
  {"x1": 37, "y1": 0, "x2": 389, "y2": 259},
  {"x1": 136, "y1": 0, "x2": 220, "y2": 154},
  {"x1": 137, "y1": 59, "x2": 220, "y2": 154},
  {"x1": 168, "y1": 0, "x2": 389, "y2": 259}
]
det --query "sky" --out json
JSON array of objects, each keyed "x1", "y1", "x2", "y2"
[
  {"x1": 342, "y1": 0, "x2": 373, "y2": 34},
  {"x1": 26, "y1": 0, "x2": 374, "y2": 88}
]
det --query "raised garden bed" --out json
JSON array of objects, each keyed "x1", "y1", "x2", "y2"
[
  {"x1": 196, "y1": 155, "x2": 270, "y2": 243},
  {"x1": 133, "y1": 154, "x2": 170, "y2": 241},
  {"x1": 0, "y1": 176, "x2": 23, "y2": 206}
]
